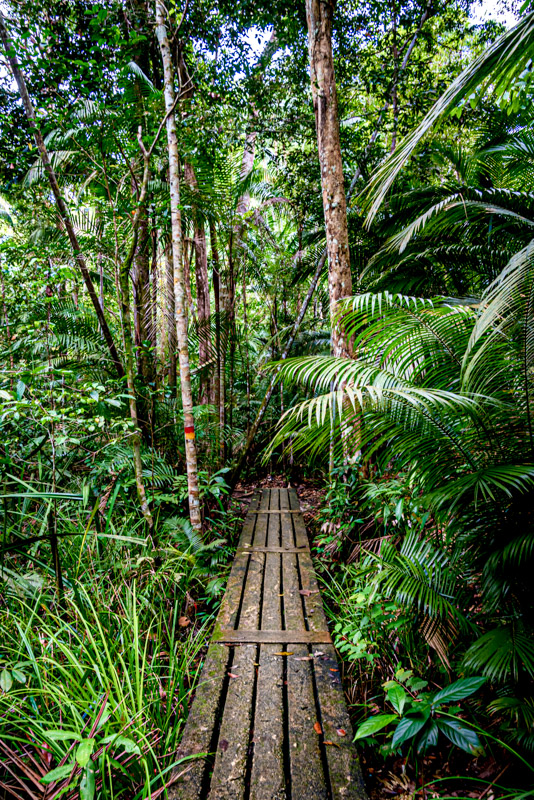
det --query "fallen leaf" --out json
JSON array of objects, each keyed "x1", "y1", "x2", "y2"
[
  {"x1": 336, "y1": 728, "x2": 347, "y2": 737},
  {"x1": 295, "y1": 656, "x2": 313, "y2": 661},
  {"x1": 299, "y1": 589, "x2": 319, "y2": 597},
  {"x1": 228, "y1": 672, "x2": 239, "y2": 678},
  {"x1": 324, "y1": 741, "x2": 341, "y2": 748},
  {"x1": 178, "y1": 616, "x2": 190, "y2": 627},
  {"x1": 219, "y1": 739, "x2": 229, "y2": 752},
  {"x1": 329, "y1": 668, "x2": 339, "y2": 672},
  {"x1": 314, "y1": 722, "x2": 323, "y2": 735},
  {"x1": 274, "y1": 651, "x2": 294, "y2": 656}
]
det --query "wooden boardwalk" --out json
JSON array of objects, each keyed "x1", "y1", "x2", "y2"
[{"x1": 170, "y1": 488, "x2": 367, "y2": 799}]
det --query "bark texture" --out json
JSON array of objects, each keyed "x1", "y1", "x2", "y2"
[
  {"x1": 164, "y1": 240, "x2": 177, "y2": 390},
  {"x1": 133, "y1": 205, "x2": 154, "y2": 384},
  {"x1": 155, "y1": 0, "x2": 202, "y2": 535},
  {"x1": 185, "y1": 162, "x2": 211, "y2": 404},
  {"x1": 305, "y1": 0, "x2": 352, "y2": 358}
]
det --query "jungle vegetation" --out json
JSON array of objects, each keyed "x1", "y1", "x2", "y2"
[{"x1": 1, "y1": 0, "x2": 534, "y2": 796}]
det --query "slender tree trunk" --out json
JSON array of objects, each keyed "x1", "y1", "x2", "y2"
[
  {"x1": 155, "y1": 0, "x2": 202, "y2": 535},
  {"x1": 150, "y1": 225, "x2": 158, "y2": 374},
  {"x1": 210, "y1": 220, "x2": 223, "y2": 465},
  {"x1": 185, "y1": 162, "x2": 211, "y2": 405},
  {"x1": 305, "y1": 0, "x2": 352, "y2": 358},
  {"x1": 118, "y1": 260, "x2": 154, "y2": 528},
  {"x1": 0, "y1": 13, "x2": 124, "y2": 379},
  {"x1": 183, "y1": 238, "x2": 196, "y2": 326},
  {"x1": 98, "y1": 254, "x2": 104, "y2": 312},
  {"x1": 164, "y1": 240, "x2": 177, "y2": 390},
  {"x1": 133, "y1": 204, "x2": 154, "y2": 445},
  {"x1": 133, "y1": 204, "x2": 154, "y2": 383}
]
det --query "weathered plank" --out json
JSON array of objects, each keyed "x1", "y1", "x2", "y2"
[
  {"x1": 236, "y1": 546, "x2": 308, "y2": 553},
  {"x1": 293, "y1": 493, "x2": 368, "y2": 799},
  {"x1": 249, "y1": 489, "x2": 286, "y2": 799},
  {"x1": 289, "y1": 489, "x2": 309, "y2": 548},
  {"x1": 213, "y1": 630, "x2": 332, "y2": 644},
  {"x1": 283, "y1": 539, "x2": 327, "y2": 798},
  {"x1": 314, "y1": 647, "x2": 368, "y2": 799},
  {"x1": 207, "y1": 498, "x2": 266, "y2": 799},
  {"x1": 168, "y1": 492, "x2": 261, "y2": 800}
]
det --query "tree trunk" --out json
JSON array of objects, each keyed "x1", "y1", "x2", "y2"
[
  {"x1": 164, "y1": 240, "x2": 177, "y2": 390},
  {"x1": 118, "y1": 258, "x2": 154, "y2": 529},
  {"x1": 305, "y1": 0, "x2": 352, "y2": 358},
  {"x1": 210, "y1": 220, "x2": 224, "y2": 466},
  {"x1": 133, "y1": 205, "x2": 154, "y2": 445},
  {"x1": 155, "y1": 0, "x2": 202, "y2": 535},
  {"x1": 185, "y1": 162, "x2": 211, "y2": 405},
  {"x1": 133, "y1": 204, "x2": 154, "y2": 383}
]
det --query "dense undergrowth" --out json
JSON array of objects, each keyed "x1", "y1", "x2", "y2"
[
  {"x1": 306, "y1": 470, "x2": 534, "y2": 798},
  {"x1": 2, "y1": 0, "x2": 534, "y2": 797},
  {"x1": 0, "y1": 493, "x2": 243, "y2": 798}
]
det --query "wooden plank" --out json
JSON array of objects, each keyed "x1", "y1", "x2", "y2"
[
  {"x1": 215, "y1": 493, "x2": 260, "y2": 633},
  {"x1": 267, "y1": 487, "x2": 280, "y2": 546},
  {"x1": 314, "y1": 646, "x2": 368, "y2": 799},
  {"x1": 169, "y1": 494, "x2": 262, "y2": 798},
  {"x1": 213, "y1": 630, "x2": 332, "y2": 644},
  {"x1": 237, "y1": 546, "x2": 308, "y2": 553},
  {"x1": 280, "y1": 489, "x2": 294, "y2": 551},
  {"x1": 207, "y1": 496, "x2": 266, "y2": 798},
  {"x1": 168, "y1": 642, "x2": 229, "y2": 799},
  {"x1": 252, "y1": 490, "x2": 270, "y2": 547},
  {"x1": 294, "y1": 500, "x2": 368, "y2": 798},
  {"x1": 250, "y1": 489, "x2": 285, "y2": 799},
  {"x1": 249, "y1": 509, "x2": 302, "y2": 514},
  {"x1": 206, "y1": 644, "x2": 257, "y2": 800},
  {"x1": 283, "y1": 548, "x2": 328, "y2": 798},
  {"x1": 289, "y1": 489, "x2": 309, "y2": 548}
]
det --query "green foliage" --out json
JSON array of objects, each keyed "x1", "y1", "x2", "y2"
[{"x1": 354, "y1": 668, "x2": 486, "y2": 756}]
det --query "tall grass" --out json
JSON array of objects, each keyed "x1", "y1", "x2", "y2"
[{"x1": 0, "y1": 499, "x2": 235, "y2": 799}]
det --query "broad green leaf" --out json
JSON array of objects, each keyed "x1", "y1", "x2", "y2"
[
  {"x1": 45, "y1": 730, "x2": 81, "y2": 742},
  {"x1": 432, "y1": 677, "x2": 486, "y2": 706},
  {"x1": 391, "y1": 709, "x2": 431, "y2": 749},
  {"x1": 406, "y1": 677, "x2": 428, "y2": 693},
  {"x1": 10, "y1": 668, "x2": 26, "y2": 683},
  {"x1": 100, "y1": 735, "x2": 141, "y2": 755},
  {"x1": 40, "y1": 764, "x2": 73, "y2": 783},
  {"x1": 76, "y1": 738, "x2": 95, "y2": 768},
  {"x1": 0, "y1": 669, "x2": 13, "y2": 692},
  {"x1": 436, "y1": 718, "x2": 484, "y2": 755},
  {"x1": 80, "y1": 762, "x2": 96, "y2": 800},
  {"x1": 416, "y1": 721, "x2": 439, "y2": 752},
  {"x1": 387, "y1": 683, "x2": 408, "y2": 714},
  {"x1": 353, "y1": 714, "x2": 398, "y2": 740}
]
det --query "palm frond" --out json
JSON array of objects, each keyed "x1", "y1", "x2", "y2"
[{"x1": 363, "y1": 12, "x2": 534, "y2": 222}]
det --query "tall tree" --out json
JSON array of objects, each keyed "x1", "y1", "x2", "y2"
[
  {"x1": 155, "y1": 0, "x2": 202, "y2": 535},
  {"x1": 305, "y1": 0, "x2": 352, "y2": 358}
]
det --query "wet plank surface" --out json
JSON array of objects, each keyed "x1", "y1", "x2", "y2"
[{"x1": 169, "y1": 488, "x2": 367, "y2": 800}]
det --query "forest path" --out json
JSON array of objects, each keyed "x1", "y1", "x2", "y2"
[{"x1": 169, "y1": 488, "x2": 367, "y2": 799}]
